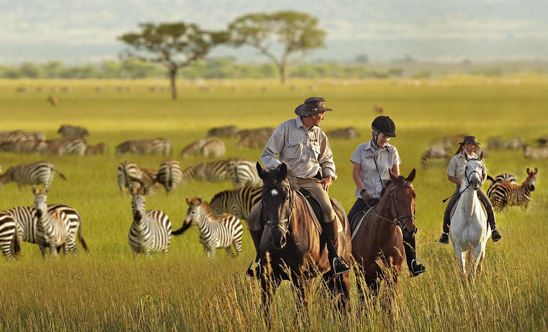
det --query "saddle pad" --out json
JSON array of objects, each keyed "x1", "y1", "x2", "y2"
[
  {"x1": 350, "y1": 206, "x2": 375, "y2": 241},
  {"x1": 295, "y1": 190, "x2": 323, "y2": 234},
  {"x1": 450, "y1": 197, "x2": 487, "y2": 219}
]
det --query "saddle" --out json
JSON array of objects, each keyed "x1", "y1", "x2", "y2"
[
  {"x1": 449, "y1": 196, "x2": 487, "y2": 219},
  {"x1": 349, "y1": 202, "x2": 377, "y2": 241}
]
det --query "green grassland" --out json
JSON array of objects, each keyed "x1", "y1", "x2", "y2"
[{"x1": 0, "y1": 77, "x2": 547, "y2": 331}]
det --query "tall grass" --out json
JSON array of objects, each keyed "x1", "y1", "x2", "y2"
[{"x1": 0, "y1": 77, "x2": 546, "y2": 331}]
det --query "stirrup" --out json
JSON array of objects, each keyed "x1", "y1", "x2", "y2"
[
  {"x1": 332, "y1": 257, "x2": 350, "y2": 275},
  {"x1": 246, "y1": 258, "x2": 261, "y2": 278},
  {"x1": 410, "y1": 258, "x2": 426, "y2": 277}
]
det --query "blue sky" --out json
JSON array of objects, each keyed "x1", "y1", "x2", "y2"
[{"x1": 1, "y1": 0, "x2": 547, "y2": 63}]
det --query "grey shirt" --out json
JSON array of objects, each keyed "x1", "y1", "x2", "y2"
[
  {"x1": 447, "y1": 151, "x2": 479, "y2": 183},
  {"x1": 351, "y1": 140, "x2": 400, "y2": 199},
  {"x1": 261, "y1": 117, "x2": 337, "y2": 179}
]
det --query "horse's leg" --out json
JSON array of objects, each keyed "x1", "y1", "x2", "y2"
[
  {"x1": 453, "y1": 243, "x2": 466, "y2": 276},
  {"x1": 469, "y1": 245, "x2": 485, "y2": 280},
  {"x1": 381, "y1": 267, "x2": 399, "y2": 315}
]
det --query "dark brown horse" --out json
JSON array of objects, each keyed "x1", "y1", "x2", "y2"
[
  {"x1": 351, "y1": 169, "x2": 417, "y2": 310},
  {"x1": 252, "y1": 162, "x2": 352, "y2": 316}
]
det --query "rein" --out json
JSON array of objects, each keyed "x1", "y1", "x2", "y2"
[
  {"x1": 373, "y1": 186, "x2": 415, "y2": 229},
  {"x1": 264, "y1": 186, "x2": 295, "y2": 236}
]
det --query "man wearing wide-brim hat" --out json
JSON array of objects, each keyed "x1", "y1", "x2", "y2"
[
  {"x1": 246, "y1": 97, "x2": 350, "y2": 276},
  {"x1": 438, "y1": 135, "x2": 502, "y2": 244}
]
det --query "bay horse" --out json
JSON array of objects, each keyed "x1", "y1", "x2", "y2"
[
  {"x1": 252, "y1": 162, "x2": 352, "y2": 317},
  {"x1": 449, "y1": 156, "x2": 489, "y2": 279},
  {"x1": 351, "y1": 169, "x2": 417, "y2": 310}
]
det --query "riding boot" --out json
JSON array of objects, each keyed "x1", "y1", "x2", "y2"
[
  {"x1": 440, "y1": 191, "x2": 459, "y2": 244},
  {"x1": 246, "y1": 229, "x2": 263, "y2": 278},
  {"x1": 477, "y1": 190, "x2": 502, "y2": 242},
  {"x1": 323, "y1": 218, "x2": 350, "y2": 275},
  {"x1": 403, "y1": 230, "x2": 426, "y2": 277}
]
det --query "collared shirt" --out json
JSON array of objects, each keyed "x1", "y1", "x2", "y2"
[
  {"x1": 351, "y1": 140, "x2": 400, "y2": 199},
  {"x1": 447, "y1": 150, "x2": 478, "y2": 182},
  {"x1": 261, "y1": 117, "x2": 336, "y2": 179}
]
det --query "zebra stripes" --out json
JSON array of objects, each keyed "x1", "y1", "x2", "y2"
[
  {"x1": 209, "y1": 186, "x2": 262, "y2": 220},
  {"x1": 487, "y1": 168, "x2": 539, "y2": 211},
  {"x1": 0, "y1": 212, "x2": 19, "y2": 259},
  {"x1": 115, "y1": 138, "x2": 171, "y2": 157},
  {"x1": 128, "y1": 188, "x2": 172, "y2": 255},
  {"x1": 0, "y1": 161, "x2": 66, "y2": 189},
  {"x1": 181, "y1": 159, "x2": 262, "y2": 188},
  {"x1": 177, "y1": 197, "x2": 243, "y2": 257},
  {"x1": 57, "y1": 125, "x2": 89, "y2": 139},
  {"x1": 43, "y1": 138, "x2": 87, "y2": 156},
  {"x1": 117, "y1": 161, "x2": 156, "y2": 193},
  {"x1": 7, "y1": 204, "x2": 88, "y2": 253},
  {"x1": 156, "y1": 160, "x2": 183, "y2": 194},
  {"x1": 33, "y1": 187, "x2": 70, "y2": 257}
]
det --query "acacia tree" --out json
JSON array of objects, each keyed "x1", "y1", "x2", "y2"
[
  {"x1": 118, "y1": 22, "x2": 224, "y2": 100},
  {"x1": 228, "y1": 11, "x2": 326, "y2": 84}
]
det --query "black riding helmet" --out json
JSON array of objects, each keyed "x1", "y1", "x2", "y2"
[{"x1": 371, "y1": 116, "x2": 396, "y2": 137}]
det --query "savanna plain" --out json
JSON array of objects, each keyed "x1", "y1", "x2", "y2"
[{"x1": 0, "y1": 77, "x2": 546, "y2": 331}]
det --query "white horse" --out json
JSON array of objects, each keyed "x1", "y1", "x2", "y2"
[{"x1": 449, "y1": 156, "x2": 490, "y2": 278}]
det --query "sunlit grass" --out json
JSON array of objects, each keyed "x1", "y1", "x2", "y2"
[{"x1": 0, "y1": 77, "x2": 547, "y2": 330}]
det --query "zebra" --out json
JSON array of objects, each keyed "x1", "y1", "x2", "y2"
[
  {"x1": 33, "y1": 187, "x2": 71, "y2": 257},
  {"x1": 487, "y1": 168, "x2": 539, "y2": 211},
  {"x1": 42, "y1": 138, "x2": 87, "y2": 156},
  {"x1": 128, "y1": 186, "x2": 172, "y2": 256},
  {"x1": 57, "y1": 124, "x2": 89, "y2": 139},
  {"x1": 7, "y1": 204, "x2": 88, "y2": 253},
  {"x1": 523, "y1": 145, "x2": 548, "y2": 159},
  {"x1": 181, "y1": 159, "x2": 262, "y2": 188},
  {"x1": 487, "y1": 173, "x2": 518, "y2": 184},
  {"x1": 0, "y1": 130, "x2": 47, "y2": 153},
  {"x1": 175, "y1": 197, "x2": 243, "y2": 258},
  {"x1": 209, "y1": 186, "x2": 262, "y2": 220},
  {"x1": 0, "y1": 212, "x2": 20, "y2": 259},
  {"x1": 420, "y1": 144, "x2": 450, "y2": 167},
  {"x1": 207, "y1": 125, "x2": 238, "y2": 137},
  {"x1": 0, "y1": 161, "x2": 66, "y2": 189},
  {"x1": 117, "y1": 161, "x2": 157, "y2": 193},
  {"x1": 180, "y1": 138, "x2": 226, "y2": 158},
  {"x1": 115, "y1": 138, "x2": 171, "y2": 157},
  {"x1": 156, "y1": 160, "x2": 183, "y2": 194}
]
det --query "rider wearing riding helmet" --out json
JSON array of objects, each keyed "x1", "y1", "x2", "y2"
[
  {"x1": 348, "y1": 115, "x2": 426, "y2": 277},
  {"x1": 438, "y1": 136, "x2": 502, "y2": 244}
]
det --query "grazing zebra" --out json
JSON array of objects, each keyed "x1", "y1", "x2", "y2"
[
  {"x1": 0, "y1": 130, "x2": 46, "y2": 153},
  {"x1": 117, "y1": 161, "x2": 157, "y2": 193},
  {"x1": 487, "y1": 168, "x2": 539, "y2": 211},
  {"x1": 180, "y1": 138, "x2": 225, "y2": 158},
  {"x1": 33, "y1": 187, "x2": 70, "y2": 257},
  {"x1": 487, "y1": 136, "x2": 524, "y2": 150},
  {"x1": 57, "y1": 124, "x2": 89, "y2": 139},
  {"x1": 229, "y1": 160, "x2": 262, "y2": 188},
  {"x1": 181, "y1": 159, "x2": 262, "y2": 188},
  {"x1": 0, "y1": 212, "x2": 20, "y2": 259},
  {"x1": 175, "y1": 197, "x2": 243, "y2": 257},
  {"x1": 156, "y1": 160, "x2": 183, "y2": 194},
  {"x1": 0, "y1": 161, "x2": 66, "y2": 189},
  {"x1": 420, "y1": 145, "x2": 450, "y2": 167},
  {"x1": 6, "y1": 204, "x2": 88, "y2": 253},
  {"x1": 523, "y1": 145, "x2": 548, "y2": 160},
  {"x1": 209, "y1": 186, "x2": 262, "y2": 220},
  {"x1": 43, "y1": 138, "x2": 87, "y2": 156},
  {"x1": 128, "y1": 187, "x2": 172, "y2": 255},
  {"x1": 207, "y1": 125, "x2": 238, "y2": 137},
  {"x1": 85, "y1": 142, "x2": 108, "y2": 155},
  {"x1": 115, "y1": 138, "x2": 171, "y2": 157}
]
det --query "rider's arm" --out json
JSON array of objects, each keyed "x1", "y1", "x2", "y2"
[
  {"x1": 318, "y1": 132, "x2": 336, "y2": 180},
  {"x1": 391, "y1": 163, "x2": 400, "y2": 176},
  {"x1": 448, "y1": 175, "x2": 460, "y2": 185},
  {"x1": 352, "y1": 162, "x2": 366, "y2": 193},
  {"x1": 260, "y1": 124, "x2": 285, "y2": 170}
]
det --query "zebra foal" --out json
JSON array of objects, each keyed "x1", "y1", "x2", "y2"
[{"x1": 174, "y1": 197, "x2": 243, "y2": 258}]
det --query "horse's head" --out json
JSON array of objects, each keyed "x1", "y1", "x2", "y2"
[
  {"x1": 256, "y1": 162, "x2": 293, "y2": 250},
  {"x1": 386, "y1": 169, "x2": 417, "y2": 234},
  {"x1": 525, "y1": 167, "x2": 538, "y2": 191},
  {"x1": 464, "y1": 152, "x2": 486, "y2": 190}
]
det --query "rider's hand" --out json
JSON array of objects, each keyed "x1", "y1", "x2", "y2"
[
  {"x1": 360, "y1": 189, "x2": 371, "y2": 202},
  {"x1": 320, "y1": 176, "x2": 333, "y2": 191}
]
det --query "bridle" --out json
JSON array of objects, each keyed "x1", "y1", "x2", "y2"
[
  {"x1": 464, "y1": 158, "x2": 485, "y2": 190},
  {"x1": 263, "y1": 184, "x2": 295, "y2": 239},
  {"x1": 373, "y1": 184, "x2": 416, "y2": 232}
]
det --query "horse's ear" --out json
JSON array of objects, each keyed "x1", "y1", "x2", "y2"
[
  {"x1": 279, "y1": 163, "x2": 288, "y2": 179},
  {"x1": 479, "y1": 150, "x2": 484, "y2": 160},
  {"x1": 256, "y1": 162, "x2": 266, "y2": 180},
  {"x1": 406, "y1": 168, "x2": 416, "y2": 182}
]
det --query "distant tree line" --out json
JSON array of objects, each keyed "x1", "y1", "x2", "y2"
[{"x1": 0, "y1": 58, "x2": 410, "y2": 80}]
